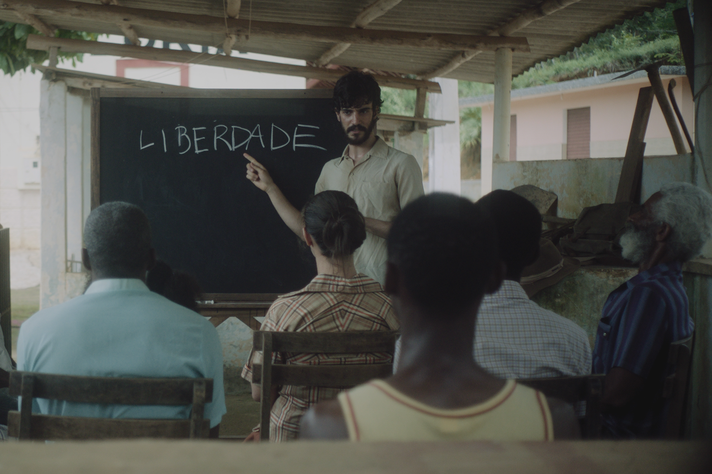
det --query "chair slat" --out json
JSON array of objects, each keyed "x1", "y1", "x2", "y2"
[
  {"x1": 253, "y1": 363, "x2": 393, "y2": 387},
  {"x1": 8, "y1": 411, "x2": 209, "y2": 440},
  {"x1": 253, "y1": 331, "x2": 398, "y2": 353},
  {"x1": 8, "y1": 372, "x2": 214, "y2": 440},
  {"x1": 9, "y1": 372, "x2": 212, "y2": 405}
]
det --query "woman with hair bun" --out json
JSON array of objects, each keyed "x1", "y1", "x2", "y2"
[{"x1": 242, "y1": 191, "x2": 398, "y2": 442}]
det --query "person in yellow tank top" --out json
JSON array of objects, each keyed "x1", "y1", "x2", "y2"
[{"x1": 300, "y1": 193, "x2": 580, "y2": 441}]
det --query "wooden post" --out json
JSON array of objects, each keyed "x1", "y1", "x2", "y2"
[
  {"x1": 486, "y1": 47, "x2": 512, "y2": 194},
  {"x1": 615, "y1": 87, "x2": 654, "y2": 204},
  {"x1": 645, "y1": 66, "x2": 687, "y2": 154}
]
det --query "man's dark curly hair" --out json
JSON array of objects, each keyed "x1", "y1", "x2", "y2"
[
  {"x1": 333, "y1": 71, "x2": 384, "y2": 112},
  {"x1": 387, "y1": 193, "x2": 498, "y2": 315}
]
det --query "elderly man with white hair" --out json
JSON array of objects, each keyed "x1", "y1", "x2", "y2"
[{"x1": 592, "y1": 182, "x2": 712, "y2": 439}]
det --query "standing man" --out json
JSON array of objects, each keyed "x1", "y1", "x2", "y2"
[
  {"x1": 593, "y1": 182, "x2": 712, "y2": 438},
  {"x1": 246, "y1": 71, "x2": 424, "y2": 284}
]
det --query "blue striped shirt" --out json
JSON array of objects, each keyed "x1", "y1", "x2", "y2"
[{"x1": 592, "y1": 261, "x2": 693, "y2": 437}]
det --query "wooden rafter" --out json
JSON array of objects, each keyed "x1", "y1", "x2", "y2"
[
  {"x1": 26, "y1": 35, "x2": 443, "y2": 92},
  {"x1": 14, "y1": 12, "x2": 55, "y2": 37},
  {"x1": 315, "y1": 0, "x2": 402, "y2": 66},
  {"x1": 2, "y1": 0, "x2": 529, "y2": 53},
  {"x1": 223, "y1": 0, "x2": 242, "y2": 56},
  {"x1": 119, "y1": 22, "x2": 140, "y2": 46},
  {"x1": 421, "y1": 0, "x2": 581, "y2": 79}
]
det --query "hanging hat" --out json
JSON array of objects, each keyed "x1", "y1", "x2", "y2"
[{"x1": 520, "y1": 239, "x2": 580, "y2": 297}]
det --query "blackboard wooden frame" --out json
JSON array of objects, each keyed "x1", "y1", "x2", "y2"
[{"x1": 90, "y1": 87, "x2": 339, "y2": 307}]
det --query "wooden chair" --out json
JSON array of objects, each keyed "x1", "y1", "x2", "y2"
[
  {"x1": 519, "y1": 374, "x2": 605, "y2": 439},
  {"x1": 252, "y1": 330, "x2": 398, "y2": 441},
  {"x1": 662, "y1": 333, "x2": 694, "y2": 439},
  {"x1": 7, "y1": 371, "x2": 213, "y2": 440}
]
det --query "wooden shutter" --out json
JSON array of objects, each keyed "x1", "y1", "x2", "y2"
[{"x1": 566, "y1": 107, "x2": 590, "y2": 159}]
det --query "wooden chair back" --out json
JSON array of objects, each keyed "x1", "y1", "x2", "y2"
[
  {"x1": 7, "y1": 371, "x2": 213, "y2": 440},
  {"x1": 519, "y1": 374, "x2": 605, "y2": 439},
  {"x1": 251, "y1": 330, "x2": 398, "y2": 441},
  {"x1": 662, "y1": 333, "x2": 694, "y2": 439}
]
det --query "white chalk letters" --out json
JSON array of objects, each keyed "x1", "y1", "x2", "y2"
[{"x1": 140, "y1": 122, "x2": 326, "y2": 155}]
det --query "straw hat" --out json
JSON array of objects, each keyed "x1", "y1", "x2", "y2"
[{"x1": 520, "y1": 239, "x2": 580, "y2": 297}]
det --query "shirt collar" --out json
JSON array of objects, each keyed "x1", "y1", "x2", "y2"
[
  {"x1": 338, "y1": 136, "x2": 387, "y2": 166},
  {"x1": 626, "y1": 261, "x2": 682, "y2": 288},
  {"x1": 85, "y1": 278, "x2": 149, "y2": 295},
  {"x1": 285, "y1": 273, "x2": 383, "y2": 297},
  {"x1": 486, "y1": 280, "x2": 530, "y2": 301}
]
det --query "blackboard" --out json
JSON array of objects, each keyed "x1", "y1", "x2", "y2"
[{"x1": 91, "y1": 89, "x2": 346, "y2": 295}]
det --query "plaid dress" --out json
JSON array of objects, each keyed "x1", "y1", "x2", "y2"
[{"x1": 242, "y1": 273, "x2": 398, "y2": 441}]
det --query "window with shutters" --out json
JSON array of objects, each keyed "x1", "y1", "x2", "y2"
[{"x1": 566, "y1": 107, "x2": 590, "y2": 159}]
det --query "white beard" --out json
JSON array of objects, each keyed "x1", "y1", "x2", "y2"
[{"x1": 619, "y1": 224, "x2": 655, "y2": 264}]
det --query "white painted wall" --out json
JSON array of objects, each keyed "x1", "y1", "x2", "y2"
[
  {"x1": 479, "y1": 75, "x2": 693, "y2": 166},
  {"x1": 427, "y1": 78, "x2": 461, "y2": 194},
  {"x1": 0, "y1": 71, "x2": 42, "y2": 249}
]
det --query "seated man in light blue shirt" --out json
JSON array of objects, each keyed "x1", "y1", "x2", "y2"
[{"x1": 17, "y1": 202, "x2": 226, "y2": 437}]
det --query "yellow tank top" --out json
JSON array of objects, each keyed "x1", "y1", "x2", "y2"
[{"x1": 337, "y1": 379, "x2": 554, "y2": 441}]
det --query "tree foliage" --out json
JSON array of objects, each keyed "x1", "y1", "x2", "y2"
[{"x1": 0, "y1": 21, "x2": 97, "y2": 76}]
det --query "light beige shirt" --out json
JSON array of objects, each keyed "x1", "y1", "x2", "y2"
[{"x1": 315, "y1": 138, "x2": 424, "y2": 283}]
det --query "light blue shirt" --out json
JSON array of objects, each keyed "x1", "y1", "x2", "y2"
[{"x1": 17, "y1": 279, "x2": 226, "y2": 428}]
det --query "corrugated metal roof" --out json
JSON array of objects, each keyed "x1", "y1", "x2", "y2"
[{"x1": 0, "y1": 0, "x2": 672, "y2": 83}]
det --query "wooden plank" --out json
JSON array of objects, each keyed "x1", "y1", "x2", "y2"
[
  {"x1": 615, "y1": 86, "x2": 654, "y2": 204},
  {"x1": 252, "y1": 331, "x2": 398, "y2": 353},
  {"x1": 90, "y1": 88, "x2": 101, "y2": 210},
  {"x1": 646, "y1": 67, "x2": 687, "y2": 154},
  {"x1": 0, "y1": 228, "x2": 10, "y2": 356},
  {"x1": 26, "y1": 35, "x2": 442, "y2": 93},
  {"x1": 6, "y1": 0, "x2": 531, "y2": 53},
  {"x1": 253, "y1": 363, "x2": 393, "y2": 386},
  {"x1": 9, "y1": 372, "x2": 213, "y2": 406},
  {"x1": 0, "y1": 439, "x2": 711, "y2": 472},
  {"x1": 8, "y1": 412, "x2": 209, "y2": 440}
]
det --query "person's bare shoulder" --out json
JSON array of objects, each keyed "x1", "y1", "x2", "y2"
[
  {"x1": 546, "y1": 396, "x2": 580, "y2": 440},
  {"x1": 300, "y1": 399, "x2": 350, "y2": 440}
]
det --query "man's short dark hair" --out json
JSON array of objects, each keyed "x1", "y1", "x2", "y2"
[
  {"x1": 333, "y1": 71, "x2": 384, "y2": 112},
  {"x1": 478, "y1": 190, "x2": 542, "y2": 277},
  {"x1": 387, "y1": 193, "x2": 498, "y2": 315},
  {"x1": 84, "y1": 201, "x2": 152, "y2": 275}
]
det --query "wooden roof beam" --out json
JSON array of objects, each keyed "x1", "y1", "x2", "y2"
[
  {"x1": 118, "y1": 22, "x2": 140, "y2": 46},
  {"x1": 2, "y1": 0, "x2": 529, "y2": 53},
  {"x1": 223, "y1": 0, "x2": 242, "y2": 56},
  {"x1": 26, "y1": 35, "x2": 443, "y2": 93},
  {"x1": 315, "y1": 0, "x2": 403, "y2": 66},
  {"x1": 420, "y1": 0, "x2": 581, "y2": 79},
  {"x1": 14, "y1": 11, "x2": 55, "y2": 37}
]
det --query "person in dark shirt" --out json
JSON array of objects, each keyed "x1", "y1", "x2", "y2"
[{"x1": 592, "y1": 182, "x2": 712, "y2": 438}]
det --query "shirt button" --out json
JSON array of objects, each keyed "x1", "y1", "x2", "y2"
[{"x1": 603, "y1": 332, "x2": 608, "y2": 337}]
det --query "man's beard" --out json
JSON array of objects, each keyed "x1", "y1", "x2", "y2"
[
  {"x1": 619, "y1": 222, "x2": 657, "y2": 264},
  {"x1": 343, "y1": 117, "x2": 377, "y2": 145}
]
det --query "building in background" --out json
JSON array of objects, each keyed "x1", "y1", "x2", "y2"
[{"x1": 461, "y1": 67, "x2": 692, "y2": 163}]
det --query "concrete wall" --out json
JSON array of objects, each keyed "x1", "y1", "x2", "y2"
[
  {"x1": 493, "y1": 154, "x2": 694, "y2": 219},
  {"x1": 0, "y1": 72, "x2": 42, "y2": 249},
  {"x1": 480, "y1": 75, "x2": 693, "y2": 162}
]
